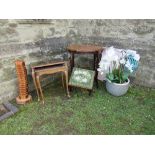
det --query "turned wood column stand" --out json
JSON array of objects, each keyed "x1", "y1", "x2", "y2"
[{"x1": 15, "y1": 60, "x2": 32, "y2": 104}]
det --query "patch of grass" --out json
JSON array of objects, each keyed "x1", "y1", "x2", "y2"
[{"x1": 0, "y1": 81, "x2": 155, "y2": 135}]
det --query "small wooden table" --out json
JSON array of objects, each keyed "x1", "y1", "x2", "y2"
[
  {"x1": 67, "y1": 44, "x2": 103, "y2": 88},
  {"x1": 31, "y1": 61, "x2": 70, "y2": 104}
]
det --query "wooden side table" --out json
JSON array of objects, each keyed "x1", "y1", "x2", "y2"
[
  {"x1": 31, "y1": 61, "x2": 70, "y2": 104},
  {"x1": 67, "y1": 44, "x2": 103, "y2": 88}
]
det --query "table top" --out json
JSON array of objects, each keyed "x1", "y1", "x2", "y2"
[
  {"x1": 31, "y1": 61, "x2": 66, "y2": 69},
  {"x1": 31, "y1": 61, "x2": 67, "y2": 73},
  {"x1": 67, "y1": 44, "x2": 103, "y2": 53}
]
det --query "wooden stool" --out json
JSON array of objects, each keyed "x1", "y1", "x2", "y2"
[
  {"x1": 31, "y1": 61, "x2": 70, "y2": 104},
  {"x1": 69, "y1": 67, "x2": 95, "y2": 95}
]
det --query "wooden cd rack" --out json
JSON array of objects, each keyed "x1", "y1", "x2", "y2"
[{"x1": 15, "y1": 60, "x2": 32, "y2": 104}]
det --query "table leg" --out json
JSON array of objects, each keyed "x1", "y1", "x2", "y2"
[
  {"x1": 36, "y1": 75, "x2": 45, "y2": 104},
  {"x1": 93, "y1": 53, "x2": 96, "y2": 70},
  {"x1": 71, "y1": 53, "x2": 74, "y2": 71},
  {"x1": 94, "y1": 53, "x2": 99, "y2": 88},
  {"x1": 61, "y1": 72, "x2": 65, "y2": 88},
  {"x1": 32, "y1": 70, "x2": 40, "y2": 101},
  {"x1": 96, "y1": 53, "x2": 100, "y2": 88},
  {"x1": 64, "y1": 70, "x2": 70, "y2": 98}
]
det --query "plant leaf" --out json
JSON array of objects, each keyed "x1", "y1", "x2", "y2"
[
  {"x1": 122, "y1": 73, "x2": 129, "y2": 81},
  {"x1": 106, "y1": 73, "x2": 114, "y2": 81}
]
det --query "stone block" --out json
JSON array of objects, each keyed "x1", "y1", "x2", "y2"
[
  {"x1": 28, "y1": 50, "x2": 43, "y2": 58},
  {"x1": 0, "y1": 19, "x2": 8, "y2": 26},
  {"x1": 0, "y1": 43, "x2": 34, "y2": 58},
  {"x1": 8, "y1": 23, "x2": 18, "y2": 28},
  {"x1": 5, "y1": 27, "x2": 16, "y2": 34},
  {"x1": 145, "y1": 19, "x2": 155, "y2": 24},
  {"x1": 96, "y1": 20, "x2": 107, "y2": 26},
  {"x1": 153, "y1": 74, "x2": 155, "y2": 80},
  {"x1": 0, "y1": 55, "x2": 27, "y2": 67},
  {"x1": 39, "y1": 37, "x2": 69, "y2": 53},
  {"x1": 49, "y1": 27, "x2": 55, "y2": 35},
  {"x1": 1, "y1": 67, "x2": 16, "y2": 82},
  {"x1": 0, "y1": 62, "x2": 2, "y2": 69},
  {"x1": 133, "y1": 24, "x2": 154, "y2": 34}
]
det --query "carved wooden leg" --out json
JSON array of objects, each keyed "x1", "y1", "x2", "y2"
[
  {"x1": 32, "y1": 71, "x2": 40, "y2": 101},
  {"x1": 94, "y1": 53, "x2": 99, "y2": 88},
  {"x1": 64, "y1": 70, "x2": 70, "y2": 98},
  {"x1": 93, "y1": 53, "x2": 96, "y2": 70},
  {"x1": 69, "y1": 85, "x2": 72, "y2": 92},
  {"x1": 61, "y1": 72, "x2": 65, "y2": 88},
  {"x1": 71, "y1": 53, "x2": 74, "y2": 72},
  {"x1": 36, "y1": 75, "x2": 45, "y2": 104},
  {"x1": 96, "y1": 53, "x2": 100, "y2": 88}
]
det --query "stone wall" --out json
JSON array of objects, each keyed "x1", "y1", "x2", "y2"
[{"x1": 0, "y1": 19, "x2": 155, "y2": 104}]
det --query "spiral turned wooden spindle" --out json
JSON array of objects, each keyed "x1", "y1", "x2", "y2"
[{"x1": 15, "y1": 60, "x2": 32, "y2": 104}]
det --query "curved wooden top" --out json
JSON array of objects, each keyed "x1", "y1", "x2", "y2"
[{"x1": 67, "y1": 44, "x2": 103, "y2": 53}]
